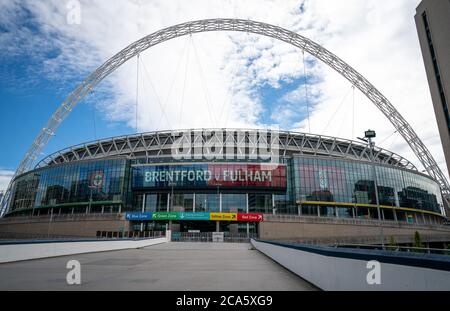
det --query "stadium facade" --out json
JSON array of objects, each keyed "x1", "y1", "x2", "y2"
[{"x1": 3, "y1": 129, "x2": 446, "y2": 236}]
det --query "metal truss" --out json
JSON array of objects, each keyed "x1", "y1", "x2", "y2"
[
  {"x1": 34, "y1": 129, "x2": 417, "y2": 170},
  {"x1": 1, "y1": 18, "x2": 449, "y2": 216}
]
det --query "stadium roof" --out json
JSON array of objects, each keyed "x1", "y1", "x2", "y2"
[{"x1": 36, "y1": 129, "x2": 417, "y2": 171}]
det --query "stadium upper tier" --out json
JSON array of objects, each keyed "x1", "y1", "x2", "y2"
[{"x1": 35, "y1": 129, "x2": 417, "y2": 171}]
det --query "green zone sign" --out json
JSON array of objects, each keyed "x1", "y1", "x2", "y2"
[
  {"x1": 151, "y1": 212, "x2": 213, "y2": 221},
  {"x1": 152, "y1": 212, "x2": 179, "y2": 220}
]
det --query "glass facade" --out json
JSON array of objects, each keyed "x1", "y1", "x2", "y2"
[
  {"x1": 6, "y1": 154, "x2": 445, "y2": 224},
  {"x1": 222, "y1": 194, "x2": 246, "y2": 212},
  {"x1": 194, "y1": 193, "x2": 219, "y2": 212},
  {"x1": 171, "y1": 193, "x2": 194, "y2": 212},
  {"x1": 9, "y1": 158, "x2": 128, "y2": 214},
  {"x1": 293, "y1": 156, "x2": 443, "y2": 214},
  {"x1": 248, "y1": 194, "x2": 272, "y2": 213}
]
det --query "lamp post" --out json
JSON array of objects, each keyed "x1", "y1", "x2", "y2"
[
  {"x1": 168, "y1": 182, "x2": 176, "y2": 211},
  {"x1": 216, "y1": 182, "x2": 222, "y2": 212},
  {"x1": 215, "y1": 181, "x2": 222, "y2": 233},
  {"x1": 168, "y1": 182, "x2": 176, "y2": 232},
  {"x1": 88, "y1": 185, "x2": 97, "y2": 214},
  {"x1": 358, "y1": 130, "x2": 384, "y2": 249}
]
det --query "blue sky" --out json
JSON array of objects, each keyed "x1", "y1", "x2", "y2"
[
  {"x1": 0, "y1": 52, "x2": 131, "y2": 170},
  {"x1": 0, "y1": 0, "x2": 448, "y2": 190}
]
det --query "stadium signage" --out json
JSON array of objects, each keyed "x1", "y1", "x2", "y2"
[
  {"x1": 152, "y1": 212, "x2": 179, "y2": 220},
  {"x1": 125, "y1": 212, "x2": 152, "y2": 221},
  {"x1": 237, "y1": 213, "x2": 264, "y2": 222},
  {"x1": 124, "y1": 212, "x2": 264, "y2": 222},
  {"x1": 179, "y1": 212, "x2": 211, "y2": 221},
  {"x1": 144, "y1": 169, "x2": 273, "y2": 183},
  {"x1": 89, "y1": 171, "x2": 105, "y2": 189},
  {"x1": 210, "y1": 213, "x2": 237, "y2": 221},
  {"x1": 133, "y1": 163, "x2": 286, "y2": 190}
]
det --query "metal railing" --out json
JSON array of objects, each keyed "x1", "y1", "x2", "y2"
[
  {"x1": 264, "y1": 214, "x2": 450, "y2": 230},
  {"x1": 0, "y1": 231, "x2": 91, "y2": 241},
  {"x1": 0, "y1": 230, "x2": 165, "y2": 241},
  {"x1": 334, "y1": 243, "x2": 450, "y2": 255},
  {"x1": 96, "y1": 230, "x2": 165, "y2": 239},
  {"x1": 277, "y1": 233, "x2": 450, "y2": 247},
  {"x1": 171, "y1": 232, "x2": 257, "y2": 243},
  {"x1": 0, "y1": 213, "x2": 122, "y2": 224}
]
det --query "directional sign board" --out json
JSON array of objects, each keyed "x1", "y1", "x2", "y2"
[
  {"x1": 152, "y1": 212, "x2": 179, "y2": 221},
  {"x1": 237, "y1": 213, "x2": 264, "y2": 222},
  {"x1": 125, "y1": 212, "x2": 263, "y2": 222},
  {"x1": 125, "y1": 212, "x2": 152, "y2": 221},
  {"x1": 180, "y1": 212, "x2": 210, "y2": 221},
  {"x1": 210, "y1": 213, "x2": 238, "y2": 221}
]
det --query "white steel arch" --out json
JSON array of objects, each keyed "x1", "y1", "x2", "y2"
[{"x1": 1, "y1": 18, "x2": 449, "y2": 216}]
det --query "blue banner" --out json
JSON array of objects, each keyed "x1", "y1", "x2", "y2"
[{"x1": 125, "y1": 212, "x2": 153, "y2": 221}]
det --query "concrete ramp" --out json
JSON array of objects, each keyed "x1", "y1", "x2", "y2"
[
  {"x1": 0, "y1": 237, "x2": 167, "y2": 263},
  {"x1": 0, "y1": 242, "x2": 317, "y2": 291},
  {"x1": 252, "y1": 239, "x2": 450, "y2": 291}
]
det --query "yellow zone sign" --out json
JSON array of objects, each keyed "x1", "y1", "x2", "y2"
[{"x1": 210, "y1": 213, "x2": 238, "y2": 221}]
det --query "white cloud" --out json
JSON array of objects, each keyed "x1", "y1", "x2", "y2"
[
  {"x1": 1, "y1": 0, "x2": 448, "y2": 181},
  {"x1": 0, "y1": 170, "x2": 14, "y2": 192}
]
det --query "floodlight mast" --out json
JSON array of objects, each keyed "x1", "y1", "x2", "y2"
[
  {"x1": 1, "y1": 18, "x2": 449, "y2": 216},
  {"x1": 361, "y1": 130, "x2": 385, "y2": 248}
]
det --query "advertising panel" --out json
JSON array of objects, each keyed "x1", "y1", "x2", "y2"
[
  {"x1": 89, "y1": 171, "x2": 105, "y2": 189},
  {"x1": 132, "y1": 163, "x2": 286, "y2": 190}
]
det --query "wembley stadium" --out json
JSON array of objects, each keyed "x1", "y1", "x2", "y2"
[
  {"x1": 0, "y1": 19, "x2": 449, "y2": 243},
  {"x1": 1, "y1": 128, "x2": 446, "y2": 240}
]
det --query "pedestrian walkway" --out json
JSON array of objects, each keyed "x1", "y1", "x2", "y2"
[{"x1": 0, "y1": 242, "x2": 317, "y2": 290}]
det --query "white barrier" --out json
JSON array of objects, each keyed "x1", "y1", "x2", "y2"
[
  {"x1": 0, "y1": 237, "x2": 167, "y2": 263},
  {"x1": 251, "y1": 239, "x2": 450, "y2": 291}
]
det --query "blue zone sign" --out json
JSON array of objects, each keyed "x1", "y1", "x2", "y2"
[{"x1": 125, "y1": 212, "x2": 152, "y2": 221}]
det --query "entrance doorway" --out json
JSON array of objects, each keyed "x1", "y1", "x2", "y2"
[{"x1": 178, "y1": 221, "x2": 217, "y2": 232}]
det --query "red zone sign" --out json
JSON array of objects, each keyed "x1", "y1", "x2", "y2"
[{"x1": 237, "y1": 213, "x2": 264, "y2": 222}]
